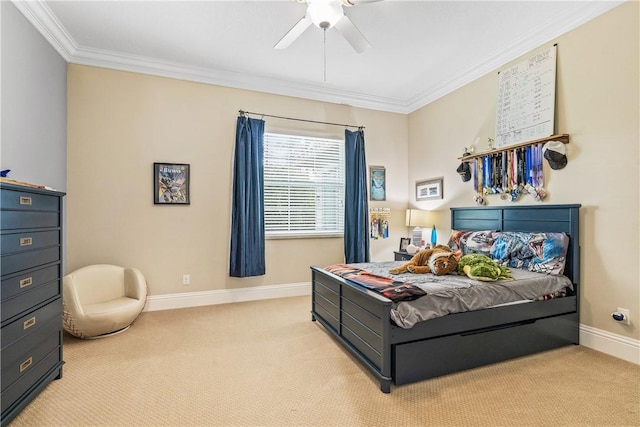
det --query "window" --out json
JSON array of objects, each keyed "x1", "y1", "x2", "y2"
[{"x1": 264, "y1": 132, "x2": 344, "y2": 238}]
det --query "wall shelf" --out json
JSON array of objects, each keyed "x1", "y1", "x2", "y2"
[{"x1": 459, "y1": 134, "x2": 569, "y2": 161}]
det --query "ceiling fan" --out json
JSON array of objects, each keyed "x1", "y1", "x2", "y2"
[{"x1": 274, "y1": 0, "x2": 381, "y2": 54}]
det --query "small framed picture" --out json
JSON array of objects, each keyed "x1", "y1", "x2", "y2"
[
  {"x1": 154, "y1": 163, "x2": 190, "y2": 205},
  {"x1": 399, "y1": 237, "x2": 411, "y2": 252},
  {"x1": 416, "y1": 177, "x2": 443, "y2": 201},
  {"x1": 369, "y1": 165, "x2": 386, "y2": 201}
]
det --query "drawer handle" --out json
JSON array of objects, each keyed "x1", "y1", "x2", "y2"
[
  {"x1": 20, "y1": 277, "x2": 33, "y2": 288},
  {"x1": 19, "y1": 196, "x2": 32, "y2": 205},
  {"x1": 20, "y1": 357, "x2": 33, "y2": 373},
  {"x1": 20, "y1": 237, "x2": 33, "y2": 246},
  {"x1": 23, "y1": 316, "x2": 36, "y2": 330}
]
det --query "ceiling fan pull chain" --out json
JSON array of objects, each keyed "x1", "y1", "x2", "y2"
[{"x1": 323, "y1": 25, "x2": 327, "y2": 82}]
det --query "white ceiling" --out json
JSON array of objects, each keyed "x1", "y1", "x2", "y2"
[{"x1": 16, "y1": 0, "x2": 622, "y2": 113}]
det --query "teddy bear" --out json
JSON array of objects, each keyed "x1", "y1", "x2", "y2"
[
  {"x1": 389, "y1": 245, "x2": 458, "y2": 275},
  {"x1": 457, "y1": 253, "x2": 514, "y2": 281}
]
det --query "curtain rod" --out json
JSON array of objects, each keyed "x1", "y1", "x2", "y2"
[{"x1": 239, "y1": 110, "x2": 364, "y2": 130}]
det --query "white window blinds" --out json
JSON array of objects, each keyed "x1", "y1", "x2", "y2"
[{"x1": 264, "y1": 133, "x2": 344, "y2": 238}]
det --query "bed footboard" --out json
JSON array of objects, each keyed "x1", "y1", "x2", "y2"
[{"x1": 311, "y1": 266, "x2": 393, "y2": 393}]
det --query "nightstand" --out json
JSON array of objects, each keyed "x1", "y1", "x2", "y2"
[{"x1": 393, "y1": 251, "x2": 413, "y2": 261}]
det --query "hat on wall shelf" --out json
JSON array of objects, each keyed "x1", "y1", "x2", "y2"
[
  {"x1": 456, "y1": 147, "x2": 472, "y2": 182},
  {"x1": 456, "y1": 162, "x2": 471, "y2": 182},
  {"x1": 543, "y1": 140, "x2": 567, "y2": 170}
]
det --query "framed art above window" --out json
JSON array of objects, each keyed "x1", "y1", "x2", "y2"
[{"x1": 416, "y1": 177, "x2": 443, "y2": 201}]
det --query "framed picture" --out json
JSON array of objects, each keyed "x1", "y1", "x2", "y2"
[
  {"x1": 154, "y1": 162, "x2": 190, "y2": 205},
  {"x1": 416, "y1": 177, "x2": 443, "y2": 201},
  {"x1": 399, "y1": 237, "x2": 411, "y2": 252},
  {"x1": 369, "y1": 165, "x2": 386, "y2": 201}
]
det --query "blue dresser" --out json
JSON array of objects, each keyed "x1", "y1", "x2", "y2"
[{"x1": 1, "y1": 183, "x2": 65, "y2": 426}]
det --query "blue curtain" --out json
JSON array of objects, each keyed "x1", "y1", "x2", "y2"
[
  {"x1": 344, "y1": 128, "x2": 370, "y2": 263},
  {"x1": 230, "y1": 116, "x2": 265, "y2": 277}
]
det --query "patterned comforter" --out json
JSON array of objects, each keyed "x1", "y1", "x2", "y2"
[{"x1": 325, "y1": 261, "x2": 573, "y2": 329}]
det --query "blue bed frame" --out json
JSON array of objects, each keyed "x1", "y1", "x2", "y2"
[{"x1": 310, "y1": 204, "x2": 581, "y2": 393}]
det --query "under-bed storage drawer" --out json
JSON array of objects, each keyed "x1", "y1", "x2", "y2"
[{"x1": 393, "y1": 312, "x2": 578, "y2": 385}]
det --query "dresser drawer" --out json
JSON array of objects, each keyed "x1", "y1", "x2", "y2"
[
  {"x1": 1, "y1": 347, "x2": 61, "y2": 414},
  {"x1": 0, "y1": 211, "x2": 60, "y2": 231},
  {"x1": 1, "y1": 230, "x2": 60, "y2": 256},
  {"x1": 1, "y1": 247, "x2": 60, "y2": 277},
  {"x1": 1, "y1": 299, "x2": 62, "y2": 352},
  {"x1": 0, "y1": 190, "x2": 60, "y2": 212},
  {"x1": 2, "y1": 278, "x2": 60, "y2": 324},
  {"x1": 1, "y1": 327, "x2": 60, "y2": 392},
  {"x1": 1, "y1": 264, "x2": 59, "y2": 304}
]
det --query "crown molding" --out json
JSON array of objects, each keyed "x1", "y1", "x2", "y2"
[
  {"x1": 70, "y1": 45, "x2": 410, "y2": 113},
  {"x1": 13, "y1": 0, "x2": 624, "y2": 114},
  {"x1": 11, "y1": 0, "x2": 76, "y2": 61},
  {"x1": 405, "y1": 0, "x2": 625, "y2": 112}
]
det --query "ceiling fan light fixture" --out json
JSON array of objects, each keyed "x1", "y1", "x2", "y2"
[{"x1": 307, "y1": 1, "x2": 344, "y2": 28}]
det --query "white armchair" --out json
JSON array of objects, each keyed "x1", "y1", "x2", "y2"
[{"x1": 62, "y1": 264, "x2": 147, "y2": 339}]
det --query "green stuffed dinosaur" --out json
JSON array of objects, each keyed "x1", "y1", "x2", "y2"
[{"x1": 457, "y1": 253, "x2": 514, "y2": 281}]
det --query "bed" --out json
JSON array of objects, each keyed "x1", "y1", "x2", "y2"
[{"x1": 310, "y1": 204, "x2": 580, "y2": 393}]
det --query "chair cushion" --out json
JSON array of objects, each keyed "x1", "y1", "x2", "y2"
[{"x1": 62, "y1": 264, "x2": 147, "y2": 339}]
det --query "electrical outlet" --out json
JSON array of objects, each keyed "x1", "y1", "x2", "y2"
[
  {"x1": 616, "y1": 307, "x2": 631, "y2": 325},
  {"x1": 182, "y1": 274, "x2": 190, "y2": 286}
]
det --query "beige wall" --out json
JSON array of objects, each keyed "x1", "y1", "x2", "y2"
[
  {"x1": 67, "y1": 66, "x2": 408, "y2": 294},
  {"x1": 408, "y1": 2, "x2": 639, "y2": 340},
  {"x1": 68, "y1": 2, "x2": 638, "y2": 341}
]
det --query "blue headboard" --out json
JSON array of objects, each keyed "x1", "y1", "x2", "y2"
[{"x1": 450, "y1": 204, "x2": 581, "y2": 286}]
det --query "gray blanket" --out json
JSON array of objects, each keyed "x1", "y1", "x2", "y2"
[{"x1": 349, "y1": 261, "x2": 573, "y2": 329}]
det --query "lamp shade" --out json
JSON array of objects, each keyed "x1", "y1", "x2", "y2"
[{"x1": 405, "y1": 209, "x2": 432, "y2": 227}]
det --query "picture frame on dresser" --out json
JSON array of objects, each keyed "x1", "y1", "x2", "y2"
[{"x1": 399, "y1": 237, "x2": 410, "y2": 252}]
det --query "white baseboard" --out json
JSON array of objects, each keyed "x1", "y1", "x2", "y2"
[
  {"x1": 144, "y1": 284, "x2": 638, "y2": 365},
  {"x1": 144, "y1": 282, "x2": 311, "y2": 312},
  {"x1": 580, "y1": 324, "x2": 640, "y2": 365}
]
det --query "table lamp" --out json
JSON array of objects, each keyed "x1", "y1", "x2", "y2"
[{"x1": 405, "y1": 209, "x2": 432, "y2": 247}]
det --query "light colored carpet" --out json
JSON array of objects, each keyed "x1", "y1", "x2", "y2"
[{"x1": 11, "y1": 296, "x2": 640, "y2": 426}]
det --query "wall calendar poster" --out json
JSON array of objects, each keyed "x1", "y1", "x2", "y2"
[{"x1": 495, "y1": 45, "x2": 557, "y2": 148}]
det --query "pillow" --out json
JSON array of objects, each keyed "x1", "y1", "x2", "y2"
[
  {"x1": 447, "y1": 230, "x2": 469, "y2": 258},
  {"x1": 490, "y1": 232, "x2": 570, "y2": 275},
  {"x1": 447, "y1": 230, "x2": 498, "y2": 258}
]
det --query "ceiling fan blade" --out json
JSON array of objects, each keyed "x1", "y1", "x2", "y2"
[
  {"x1": 342, "y1": 0, "x2": 383, "y2": 5},
  {"x1": 333, "y1": 15, "x2": 371, "y2": 53},
  {"x1": 274, "y1": 16, "x2": 312, "y2": 49}
]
